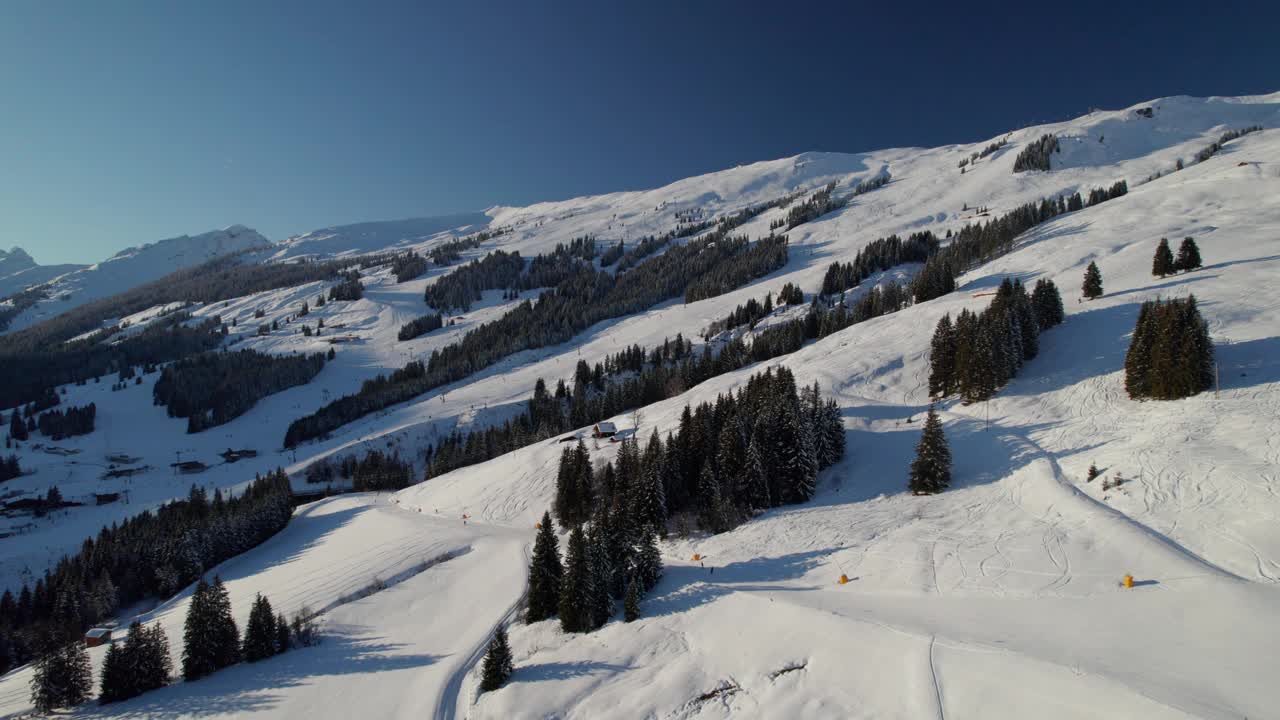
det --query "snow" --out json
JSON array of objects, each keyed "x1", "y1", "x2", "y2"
[{"x1": 1, "y1": 91, "x2": 1279, "y2": 718}]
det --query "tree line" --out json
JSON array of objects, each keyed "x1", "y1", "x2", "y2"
[
  {"x1": 391, "y1": 251, "x2": 429, "y2": 282},
  {"x1": 284, "y1": 229, "x2": 792, "y2": 448},
  {"x1": 552, "y1": 367, "x2": 843, "y2": 535},
  {"x1": 28, "y1": 579, "x2": 318, "y2": 712},
  {"x1": 0, "y1": 471, "x2": 293, "y2": 676},
  {"x1": 777, "y1": 182, "x2": 847, "y2": 231},
  {"x1": 303, "y1": 449, "x2": 413, "y2": 492},
  {"x1": 1012, "y1": 133, "x2": 1059, "y2": 172},
  {"x1": 821, "y1": 231, "x2": 939, "y2": 296},
  {"x1": 1124, "y1": 296, "x2": 1213, "y2": 401},
  {"x1": 34, "y1": 403, "x2": 97, "y2": 441},
  {"x1": 0, "y1": 454, "x2": 21, "y2": 482},
  {"x1": 153, "y1": 349, "x2": 327, "y2": 433},
  {"x1": 1192, "y1": 125, "x2": 1262, "y2": 164},
  {"x1": 398, "y1": 312, "x2": 444, "y2": 341},
  {"x1": 928, "y1": 278, "x2": 1065, "y2": 402},
  {"x1": 1151, "y1": 236, "x2": 1202, "y2": 277}
]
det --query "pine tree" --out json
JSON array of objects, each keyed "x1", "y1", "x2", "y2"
[
  {"x1": 1175, "y1": 236, "x2": 1202, "y2": 272},
  {"x1": 553, "y1": 445, "x2": 575, "y2": 528},
  {"x1": 527, "y1": 511, "x2": 563, "y2": 622},
  {"x1": 585, "y1": 522, "x2": 614, "y2": 630},
  {"x1": 182, "y1": 578, "x2": 216, "y2": 680},
  {"x1": 1082, "y1": 261, "x2": 1103, "y2": 300},
  {"x1": 139, "y1": 623, "x2": 172, "y2": 693},
  {"x1": 209, "y1": 577, "x2": 240, "y2": 669},
  {"x1": 558, "y1": 526, "x2": 589, "y2": 633},
  {"x1": 623, "y1": 578, "x2": 641, "y2": 622},
  {"x1": 9, "y1": 410, "x2": 27, "y2": 442},
  {"x1": 1152, "y1": 238, "x2": 1175, "y2": 278},
  {"x1": 242, "y1": 593, "x2": 278, "y2": 662},
  {"x1": 31, "y1": 641, "x2": 91, "y2": 712},
  {"x1": 634, "y1": 431, "x2": 668, "y2": 533},
  {"x1": 1031, "y1": 278, "x2": 1065, "y2": 329},
  {"x1": 633, "y1": 524, "x2": 664, "y2": 592},
  {"x1": 908, "y1": 406, "x2": 951, "y2": 495},
  {"x1": 275, "y1": 612, "x2": 291, "y2": 653},
  {"x1": 821, "y1": 399, "x2": 846, "y2": 469},
  {"x1": 183, "y1": 576, "x2": 240, "y2": 681},
  {"x1": 98, "y1": 640, "x2": 130, "y2": 704},
  {"x1": 479, "y1": 627, "x2": 514, "y2": 692},
  {"x1": 697, "y1": 462, "x2": 731, "y2": 533},
  {"x1": 740, "y1": 433, "x2": 770, "y2": 510},
  {"x1": 1123, "y1": 302, "x2": 1154, "y2": 399},
  {"x1": 1086, "y1": 463, "x2": 1100, "y2": 482},
  {"x1": 928, "y1": 314, "x2": 956, "y2": 397}
]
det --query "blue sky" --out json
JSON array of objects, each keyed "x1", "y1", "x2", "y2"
[{"x1": 2, "y1": 0, "x2": 1276, "y2": 264}]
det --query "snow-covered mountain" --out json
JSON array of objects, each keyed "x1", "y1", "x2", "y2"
[
  {"x1": 1, "y1": 225, "x2": 271, "y2": 332},
  {"x1": 0, "y1": 246, "x2": 84, "y2": 297},
  {"x1": 1, "y1": 92, "x2": 1279, "y2": 719}
]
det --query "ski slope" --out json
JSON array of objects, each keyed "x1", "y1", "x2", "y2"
[{"x1": 1, "y1": 92, "x2": 1279, "y2": 718}]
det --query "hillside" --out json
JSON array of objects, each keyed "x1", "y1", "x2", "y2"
[
  {"x1": 0, "y1": 247, "x2": 85, "y2": 298},
  {"x1": 1, "y1": 225, "x2": 272, "y2": 333},
  {"x1": 0, "y1": 92, "x2": 1278, "y2": 719}
]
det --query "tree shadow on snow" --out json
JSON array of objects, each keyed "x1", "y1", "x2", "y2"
[
  {"x1": 1215, "y1": 336, "x2": 1280, "y2": 391},
  {"x1": 75, "y1": 625, "x2": 441, "y2": 719},
  {"x1": 642, "y1": 550, "x2": 834, "y2": 618},
  {"x1": 511, "y1": 661, "x2": 632, "y2": 684}
]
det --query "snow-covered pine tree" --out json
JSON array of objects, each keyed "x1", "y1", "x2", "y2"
[
  {"x1": 209, "y1": 576, "x2": 240, "y2": 670},
  {"x1": 553, "y1": 445, "x2": 579, "y2": 528},
  {"x1": 1152, "y1": 238, "x2": 1176, "y2": 278},
  {"x1": 140, "y1": 622, "x2": 172, "y2": 692},
  {"x1": 242, "y1": 593, "x2": 278, "y2": 662},
  {"x1": 478, "y1": 626, "x2": 514, "y2": 692},
  {"x1": 585, "y1": 521, "x2": 614, "y2": 630},
  {"x1": 697, "y1": 462, "x2": 730, "y2": 533},
  {"x1": 716, "y1": 418, "x2": 747, "y2": 504},
  {"x1": 929, "y1": 313, "x2": 957, "y2": 397},
  {"x1": 30, "y1": 640, "x2": 91, "y2": 712},
  {"x1": 1082, "y1": 261, "x2": 1103, "y2": 300},
  {"x1": 908, "y1": 405, "x2": 952, "y2": 495},
  {"x1": 775, "y1": 399, "x2": 817, "y2": 505},
  {"x1": 526, "y1": 511, "x2": 563, "y2": 622},
  {"x1": 97, "y1": 639, "x2": 129, "y2": 704},
  {"x1": 635, "y1": 430, "x2": 668, "y2": 533},
  {"x1": 623, "y1": 578, "x2": 641, "y2": 622},
  {"x1": 558, "y1": 526, "x2": 589, "y2": 633},
  {"x1": 182, "y1": 578, "x2": 216, "y2": 680},
  {"x1": 633, "y1": 524, "x2": 664, "y2": 592},
  {"x1": 573, "y1": 440, "x2": 594, "y2": 526},
  {"x1": 741, "y1": 433, "x2": 770, "y2": 510},
  {"x1": 1175, "y1": 236, "x2": 1202, "y2": 272}
]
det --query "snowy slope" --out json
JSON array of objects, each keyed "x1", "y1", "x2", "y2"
[
  {"x1": 0, "y1": 92, "x2": 1278, "y2": 719},
  {"x1": 2, "y1": 225, "x2": 272, "y2": 333},
  {"x1": 267, "y1": 213, "x2": 491, "y2": 261}
]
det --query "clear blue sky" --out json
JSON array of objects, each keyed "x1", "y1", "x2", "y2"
[{"x1": 2, "y1": 0, "x2": 1276, "y2": 264}]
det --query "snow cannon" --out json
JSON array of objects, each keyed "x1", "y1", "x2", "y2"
[
  {"x1": 838, "y1": 574, "x2": 850, "y2": 585},
  {"x1": 535, "y1": 522, "x2": 542, "y2": 529},
  {"x1": 1123, "y1": 574, "x2": 1134, "y2": 589},
  {"x1": 692, "y1": 553, "x2": 702, "y2": 562}
]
